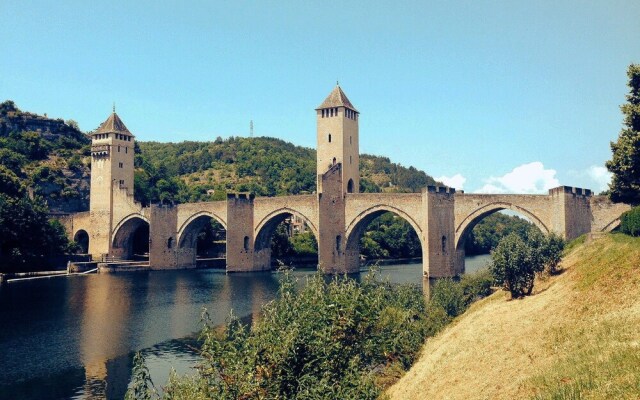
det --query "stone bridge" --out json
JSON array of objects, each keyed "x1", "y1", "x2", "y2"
[
  {"x1": 58, "y1": 86, "x2": 631, "y2": 279},
  {"x1": 61, "y1": 167, "x2": 630, "y2": 278}
]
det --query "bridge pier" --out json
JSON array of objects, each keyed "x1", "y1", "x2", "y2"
[
  {"x1": 549, "y1": 186, "x2": 593, "y2": 240},
  {"x1": 226, "y1": 193, "x2": 267, "y2": 272},
  {"x1": 423, "y1": 186, "x2": 458, "y2": 279}
]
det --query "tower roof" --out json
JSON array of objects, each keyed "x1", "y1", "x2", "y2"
[
  {"x1": 316, "y1": 85, "x2": 358, "y2": 112},
  {"x1": 94, "y1": 112, "x2": 133, "y2": 136}
]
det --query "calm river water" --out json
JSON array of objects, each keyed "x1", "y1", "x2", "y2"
[{"x1": 0, "y1": 255, "x2": 490, "y2": 400}]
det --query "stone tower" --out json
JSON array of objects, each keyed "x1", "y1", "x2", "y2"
[
  {"x1": 316, "y1": 84, "x2": 360, "y2": 194},
  {"x1": 88, "y1": 110, "x2": 135, "y2": 255}
]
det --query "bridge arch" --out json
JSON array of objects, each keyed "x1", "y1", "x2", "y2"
[
  {"x1": 73, "y1": 229, "x2": 89, "y2": 254},
  {"x1": 346, "y1": 204, "x2": 423, "y2": 243},
  {"x1": 254, "y1": 208, "x2": 319, "y2": 269},
  {"x1": 255, "y1": 208, "x2": 319, "y2": 241},
  {"x1": 176, "y1": 211, "x2": 227, "y2": 248},
  {"x1": 111, "y1": 214, "x2": 150, "y2": 260},
  {"x1": 345, "y1": 205, "x2": 424, "y2": 269},
  {"x1": 454, "y1": 202, "x2": 549, "y2": 251}
]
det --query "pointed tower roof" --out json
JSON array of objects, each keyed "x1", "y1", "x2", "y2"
[
  {"x1": 94, "y1": 112, "x2": 133, "y2": 136},
  {"x1": 316, "y1": 85, "x2": 358, "y2": 112}
]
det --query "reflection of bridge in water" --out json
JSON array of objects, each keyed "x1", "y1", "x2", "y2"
[{"x1": 61, "y1": 85, "x2": 629, "y2": 279}]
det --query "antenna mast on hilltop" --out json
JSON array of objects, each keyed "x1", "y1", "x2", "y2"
[{"x1": 250, "y1": 120, "x2": 254, "y2": 137}]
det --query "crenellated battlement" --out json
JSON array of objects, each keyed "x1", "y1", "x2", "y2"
[
  {"x1": 426, "y1": 186, "x2": 456, "y2": 194},
  {"x1": 548, "y1": 185, "x2": 592, "y2": 197},
  {"x1": 227, "y1": 192, "x2": 256, "y2": 201}
]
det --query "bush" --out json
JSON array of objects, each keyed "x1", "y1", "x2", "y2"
[
  {"x1": 128, "y1": 271, "x2": 430, "y2": 400},
  {"x1": 620, "y1": 206, "x2": 640, "y2": 236},
  {"x1": 430, "y1": 278, "x2": 465, "y2": 317},
  {"x1": 490, "y1": 232, "x2": 543, "y2": 298},
  {"x1": 490, "y1": 229, "x2": 566, "y2": 298},
  {"x1": 460, "y1": 268, "x2": 493, "y2": 305}
]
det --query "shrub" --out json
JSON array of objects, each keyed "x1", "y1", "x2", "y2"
[
  {"x1": 541, "y1": 233, "x2": 565, "y2": 274},
  {"x1": 490, "y1": 232, "x2": 544, "y2": 298},
  {"x1": 620, "y1": 206, "x2": 640, "y2": 236},
  {"x1": 430, "y1": 278, "x2": 465, "y2": 317},
  {"x1": 130, "y1": 271, "x2": 431, "y2": 400},
  {"x1": 460, "y1": 268, "x2": 493, "y2": 305}
]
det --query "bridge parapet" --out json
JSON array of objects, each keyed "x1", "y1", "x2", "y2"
[
  {"x1": 549, "y1": 185, "x2": 592, "y2": 197},
  {"x1": 426, "y1": 185, "x2": 456, "y2": 194}
]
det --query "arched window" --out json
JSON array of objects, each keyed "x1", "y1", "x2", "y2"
[
  {"x1": 332, "y1": 157, "x2": 336, "y2": 165},
  {"x1": 167, "y1": 237, "x2": 173, "y2": 249},
  {"x1": 347, "y1": 179, "x2": 354, "y2": 193},
  {"x1": 328, "y1": 134, "x2": 332, "y2": 143},
  {"x1": 441, "y1": 236, "x2": 447, "y2": 253},
  {"x1": 243, "y1": 236, "x2": 250, "y2": 251},
  {"x1": 336, "y1": 235, "x2": 341, "y2": 252}
]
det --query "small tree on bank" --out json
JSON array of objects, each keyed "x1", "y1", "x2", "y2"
[
  {"x1": 606, "y1": 64, "x2": 640, "y2": 205},
  {"x1": 490, "y1": 229, "x2": 565, "y2": 299}
]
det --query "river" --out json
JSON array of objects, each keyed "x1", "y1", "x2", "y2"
[{"x1": 0, "y1": 255, "x2": 491, "y2": 400}]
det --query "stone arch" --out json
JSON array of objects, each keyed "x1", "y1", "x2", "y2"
[
  {"x1": 346, "y1": 205, "x2": 423, "y2": 244},
  {"x1": 111, "y1": 214, "x2": 150, "y2": 260},
  {"x1": 176, "y1": 211, "x2": 227, "y2": 248},
  {"x1": 255, "y1": 208, "x2": 319, "y2": 241},
  {"x1": 454, "y1": 202, "x2": 550, "y2": 251},
  {"x1": 176, "y1": 212, "x2": 227, "y2": 262},
  {"x1": 73, "y1": 229, "x2": 89, "y2": 254},
  {"x1": 253, "y1": 209, "x2": 319, "y2": 269},
  {"x1": 345, "y1": 205, "x2": 424, "y2": 270}
]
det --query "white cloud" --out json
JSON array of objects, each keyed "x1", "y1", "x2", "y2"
[
  {"x1": 475, "y1": 162, "x2": 560, "y2": 194},
  {"x1": 437, "y1": 173, "x2": 466, "y2": 190},
  {"x1": 586, "y1": 166, "x2": 612, "y2": 192}
]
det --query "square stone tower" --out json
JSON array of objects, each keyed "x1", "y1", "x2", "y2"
[
  {"x1": 88, "y1": 109, "x2": 135, "y2": 255},
  {"x1": 316, "y1": 84, "x2": 360, "y2": 194}
]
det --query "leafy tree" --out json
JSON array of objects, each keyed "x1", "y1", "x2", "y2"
[
  {"x1": 0, "y1": 166, "x2": 74, "y2": 271},
  {"x1": 607, "y1": 64, "x2": 640, "y2": 205},
  {"x1": 490, "y1": 231, "x2": 542, "y2": 298},
  {"x1": 464, "y1": 212, "x2": 534, "y2": 255}
]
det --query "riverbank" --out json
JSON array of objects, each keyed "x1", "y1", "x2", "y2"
[{"x1": 386, "y1": 233, "x2": 640, "y2": 399}]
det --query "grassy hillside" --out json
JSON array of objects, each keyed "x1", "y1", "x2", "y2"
[{"x1": 387, "y1": 233, "x2": 640, "y2": 400}]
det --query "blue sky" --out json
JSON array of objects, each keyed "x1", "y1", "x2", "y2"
[{"x1": 2, "y1": 1, "x2": 639, "y2": 193}]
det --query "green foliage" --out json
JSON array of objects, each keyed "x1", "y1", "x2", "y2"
[
  {"x1": 125, "y1": 352, "x2": 157, "y2": 400},
  {"x1": 359, "y1": 213, "x2": 421, "y2": 260},
  {"x1": 0, "y1": 166, "x2": 74, "y2": 272},
  {"x1": 464, "y1": 212, "x2": 535, "y2": 255},
  {"x1": 620, "y1": 205, "x2": 640, "y2": 236},
  {"x1": 490, "y1": 229, "x2": 565, "y2": 298},
  {"x1": 606, "y1": 64, "x2": 640, "y2": 205},
  {"x1": 491, "y1": 232, "x2": 539, "y2": 298},
  {"x1": 430, "y1": 278, "x2": 465, "y2": 317},
  {"x1": 541, "y1": 233, "x2": 565, "y2": 274}
]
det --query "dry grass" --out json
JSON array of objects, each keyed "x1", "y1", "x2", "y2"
[{"x1": 386, "y1": 233, "x2": 640, "y2": 400}]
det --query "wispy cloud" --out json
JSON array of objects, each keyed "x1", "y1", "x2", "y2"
[{"x1": 586, "y1": 166, "x2": 612, "y2": 192}]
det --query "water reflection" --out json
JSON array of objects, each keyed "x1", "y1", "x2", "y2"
[{"x1": 0, "y1": 256, "x2": 491, "y2": 399}]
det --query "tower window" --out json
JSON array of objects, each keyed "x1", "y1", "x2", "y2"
[
  {"x1": 125, "y1": 147, "x2": 128, "y2": 153},
  {"x1": 333, "y1": 157, "x2": 336, "y2": 165},
  {"x1": 350, "y1": 136, "x2": 352, "y2": 145},
  {"x1": 243, "y1": 236, "x2": 250, "y2": 251},
  {"x1": 350, "y1": 155, "x2": 352, "y2": 164},
  {"x1": 167, "y1": 237, "x2": 173, "y2": 249},
  {"x1": 330, "y1": 109, "x2": 333, "y2": 117},
  {"x1": 328, "y1": 134, "x2": 331, "y2": 143},
  {"x1": 118, "y1": 145, "x2": 121, "y2": 152},
  {"x1": 336, "y1": 235, "x2": 341, "y2": 252},
  {"x1": 119, "y1": 162, "x2": 123, "y2": 168}
]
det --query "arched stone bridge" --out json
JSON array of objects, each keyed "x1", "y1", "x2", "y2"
[{"x1": 63, "y1": 166, "x2": 629, "y2": 278}]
